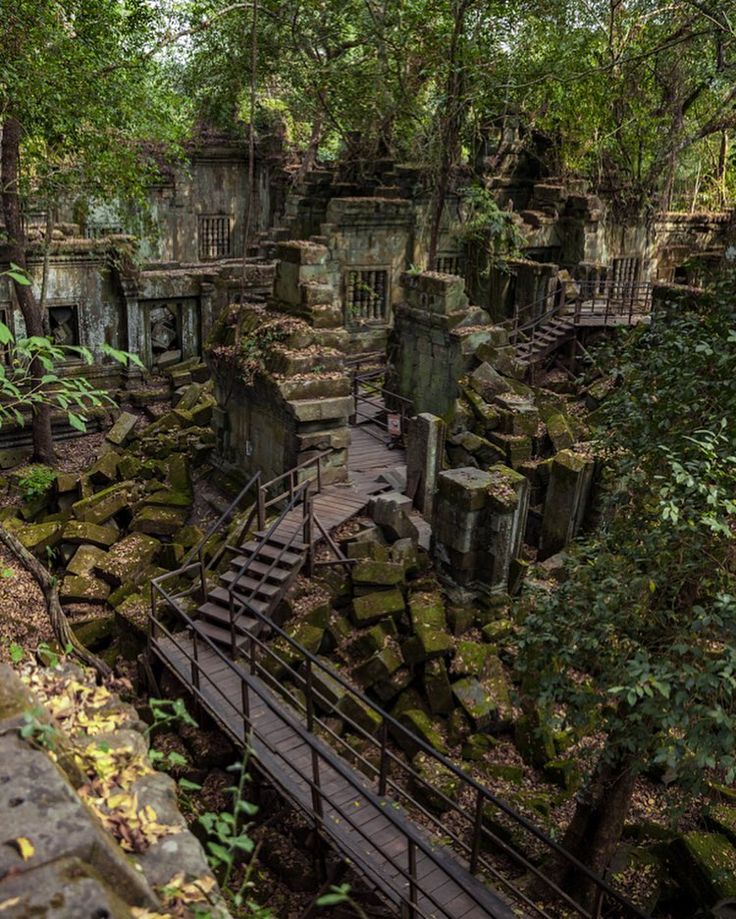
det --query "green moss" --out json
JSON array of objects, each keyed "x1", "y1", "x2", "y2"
[
  {"x1": 674, "y1": 832, "x2": 736, "y2": 899},
  {"x1": 352, "y1": 589, "x2": 405, "y2": 625}
]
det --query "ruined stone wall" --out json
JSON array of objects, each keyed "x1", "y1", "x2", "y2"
[
  {"x1": 209, "y1": 241, "x2": 351, "y2": 484},
  {"x1": 387, "y1": 271, "x2": 509, "y2": 417}
]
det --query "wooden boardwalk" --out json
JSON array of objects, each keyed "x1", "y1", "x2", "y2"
[
  {"x1": 151, "y1": 635, "x2": 517, "y2": 919},
  {"x1": 263, "y1": 421, "x2": 406, "y2": 545}
]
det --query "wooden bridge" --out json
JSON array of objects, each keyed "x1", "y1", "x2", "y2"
[{"x1": 149, "y1": 374, "x2": 649, "y2": 919}]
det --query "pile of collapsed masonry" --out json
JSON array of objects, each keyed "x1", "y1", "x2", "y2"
[{"x1": 0, "y1": 370, "x2": 218, "y2": 663}]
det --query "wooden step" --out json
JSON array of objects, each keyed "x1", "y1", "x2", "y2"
[
  {"x1": 227, "y1": 557, "x2": 294, "y2": 581},
  {"x1": 239, "y1": 541, "x2": 304, "y2": 567},
  {"x1": 193, "y1": 619, "x2": 248, "y2": 651},
  {"x1": 208, "y1": 586, "x2": 270, "y2": 618},
  {"x1": 221, "y1": 570, "x2": 281, "y2": 598},
  {"x1": 197, "y1": 601, "x2": 260, "y2": 635},
  {"x1": 256, "y1": 533, "x2": 308, "y2": 553}
]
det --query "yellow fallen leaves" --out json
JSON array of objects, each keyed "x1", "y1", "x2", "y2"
[
  {"x1": 129, "y1": 873, "x2": 219, "y2": 918},
  {"x1": 20, "y1": 670, "x2": 127, "y2": 738},
  {"x1": 81, "y1": 789, "x2": 181, "y2": 854},
  {"x1": 8, "y1": 837, "x2": 34, "y2": 861}
]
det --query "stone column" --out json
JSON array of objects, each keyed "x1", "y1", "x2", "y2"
[
  {"x1": 433, "y1": 464, "x2": 529, "y2": 592},
  {"x1": 538, "y1": 449, "x2": 595, "y2": 560},
  {"x1": 406, "y1": 412, "x2": 445, "y2": 519}
]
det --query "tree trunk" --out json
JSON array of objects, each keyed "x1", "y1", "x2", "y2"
[
  {"x1": 556, "y1": 749, "x2": 638, "y2": 910},
  {"x1": 1, "y1": 116, "x2": 55, "y2": 463},
  {"x1": 427, "y1": 0, "x2": 470, "y2": 269},
  {"x1": 0, "y1": 524, "x2": 111, "y2": 679}
]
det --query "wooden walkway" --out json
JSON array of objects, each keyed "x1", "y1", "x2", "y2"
[
  {"x1": 265, "y1": 420, "x2": 406, "y2": 545},
  {"x1": 151, "y1": 636, "x2": 516, "y2": 919}
]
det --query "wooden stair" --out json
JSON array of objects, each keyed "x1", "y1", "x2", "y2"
[
  {"x1": 515, "y1": 315, "x2": 576, "y2": 368},
  {"x1": 194, "y1": 531, "x2": 307, "y2": 652}
]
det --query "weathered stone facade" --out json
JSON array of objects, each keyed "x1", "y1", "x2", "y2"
[{"x1": 209, "y1": 241, "x2": 351, "y2": 484}]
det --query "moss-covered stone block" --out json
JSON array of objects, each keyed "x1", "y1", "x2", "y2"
[
  {"x1": 352, "y1": 559, "x2": 405, "y2": 588},
  {"x1": 72, "y1": 614, "x2": 115, "y2": 648},
  {"x1": 6, "y1": 520, "x2": 62, "y2": 556},
  {"x1": 481, "y1": 619, "x2": 514, "y2": 643},
  {"x1": 395, "y1": 708, "x2": 448, "y2": 757},
  {"x1": 543, "y1": 758, "x2": 581, "y2": 792},
  {"x1": 60, "y1": 574, "x2": 111, "y2": 604},
  {"x1": 515, "y1": 710, "x2": 556, "y2": 768},
  {"x1": 61, "y1": 520, "x2": 118, "y2": 549},
  {"x1": 452, "y1": 666, "x2": 512, "y2": 732},
  {"x1": 485, "y1": 763, "x2": 524, "y2": 785},
  {"x1": 354, "y1": 644, "x2": 403, "y2": 688},
  {"x1": 451, "y1": 641, "x2": 496, "y2": 679},
  {"x1": 407, "y1": 591, "x2": 454, "y2": 660},
  {"x1": 288, "y1": 621, "x2": 325, "y2": 655},
  {"x1": 72, "y1": 481, "x2": 134, "y2": 525},
  {"x1": 66, "y1": 545, "x2": 106, "y2": 578},
  {"x1": 93, "y1": 532, "x2": 160, "y2": 586},
  {"x1": 131, "y1": 505, "x2": 188, "y2": 538},
  {"x1": 447, "y1": 606, "x2": 475, "y2": 636},
  {"x1": 351, "y1": 618, "x2": 398, "y2": 657},
  {"x1": 411, "y1": 752, "x2": 462, "y2": 814},
  {"x1": 546, "y1": 412, "x2": 575, "y2": 452},
  {"x1": 351, "y1": 589, "x2": 405, "y2": 625},
  {"x1": 337, "y1": 694, "x2": 382, "y2": 735},
  {"x1": 424, "y1": 658, "x2": 454, "y2": 715},
  {"x1": 671, "y1": 832, "x2": 736, "y2": 899},
  {"x1": 461, "y1": 733, "x2": 497, "y2": 762}
]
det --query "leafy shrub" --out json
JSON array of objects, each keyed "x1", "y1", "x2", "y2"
[{"x1": 16, "y1": 465, "x2": 56, "y2": 502}]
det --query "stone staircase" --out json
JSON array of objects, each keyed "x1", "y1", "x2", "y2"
[{"x1": 194, "y1": 529, "x2": 307, "y2": 653}]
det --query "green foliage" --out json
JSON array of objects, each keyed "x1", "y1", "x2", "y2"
[
  {"x1": 455, "y1": 185, "x2": 524, "y2": 265},
  {"x1": 198, "y1": 758, "x2": 268, "y2": 915},
  {"x1": 0, "y1": 280, "x2": 143, "y2": 435},
  {"x1": 16, "y1": 464, "x2": 56, "y2": 502},
  {"x1": 520, "y1": 273, "x2": 736, "y2": 791},
  {"x1": 19, "y1": 705, "x2": 58, "y2": 750}
]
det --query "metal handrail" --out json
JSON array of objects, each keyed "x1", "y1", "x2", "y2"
[
  {"x1": 181, "y1": 470, "x2": 261, "y2": 568},
  {"x1": 149, "y1": 575, "x2": 647, "y2": 919},
  {"x1": 149, "y1": 594, "x2": 515, "y2": 919}
]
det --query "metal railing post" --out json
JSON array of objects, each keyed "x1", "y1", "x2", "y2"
[
  {"x1": 407, "y1": 839, "x2": 418, "y2": 919},
  {"x1": 241, "y1": 677, "x2": 250, "y2": 742},
  {"x1": 470, "y1": 788, "x2": 484, "y2": 873},
  {"x1": 257, "y1": 485, "x2": 266, "y2": 530},
  {"x1": 378, "y1": 720, "x2": 389, "y2": 796},
  {"x1": 192, "y1": 629, "x2": 200, "y2": 691}
]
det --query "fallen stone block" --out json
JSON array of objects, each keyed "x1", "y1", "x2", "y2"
[
  {"x1": 61, "y1": 520, "x2": 118, "y2": 549},
  {"x1": 351, "y1": 589, "x2": 405, "y2": 625}
]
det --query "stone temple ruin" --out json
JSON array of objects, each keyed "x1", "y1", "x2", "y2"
[{"x1": 2, "y1": 127, "x2": 735, "y2": 917}]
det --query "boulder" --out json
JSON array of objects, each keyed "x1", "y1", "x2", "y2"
[
  {"x1": 337, "y1": 694, "x2": 382, "y2": 735},
  {"x1": 411, "y1": 752, "x2": 461, "y2": 814},
  {"x1": 351, "y1": 589, "x2": 405, "y2": 626},
  {"x1": 60, "y1": 574, "x2": 111, "y2": 604},
  {"x1": 106, "y1": 411, "x2": 138, "y2": 447},
  {"x1": 452, "y1": 668, "x2": 512, "y2": 732},
  {"x1": 131, "y1": 506, "x2": 188, "y2": 537},
  {"x1": 93, "y1": 533, "x2": 160, "y2": 586},
  {"x1": 671, "y1": 832, "x2": 736, "y2": 900},
  {"x1": 62, "y1": 520, "x2": 118, "y2": 549},
  {"x1": 66, "y1": 545, "x2": 107, "y2": 577}
]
